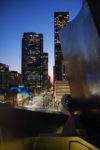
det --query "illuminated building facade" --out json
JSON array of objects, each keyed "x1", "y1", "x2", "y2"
[
  {"x1": 54, "y1": 12, "x2": 69, "y2": 82},
  {"x1": 54, "y1": 81, "x2": 71, "y2": 102},
  {"x1": 22, "y1": 32, "x2": 47, "y2": 91},
  {"x1": 9, "y1": 71, "x2": 22, "y2": 87},
  {"x1": 0, "y1": 63, "x2": 9, "y2": 89},
  {"x1": 42, "y1": 53, "x2": 48, "y2": 89},
  {"x1": 0, "y1": 89, "x2": 5, "y2": 102}
]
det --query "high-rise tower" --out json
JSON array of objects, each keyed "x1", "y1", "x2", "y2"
[
  {"x1": 0, "y1": 63, "x2": 9, "y2": 89},
  {"x1": 54, "y1": 12, "x2": 69, "y2": 82},
  {"x1": 22, "y1": 32, "x2": 43, "y2": 90},
  {"x1": 42, "y1": 53, "x2": 48, "y2": 89}
]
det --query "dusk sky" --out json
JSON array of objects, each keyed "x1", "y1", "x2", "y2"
[{"x1": 0, "y1": 0, "x2": 82, "y2": 82}]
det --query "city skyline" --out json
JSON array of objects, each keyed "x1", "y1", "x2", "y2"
[{"x1": 0, "y1": 0, "x2": 82, "y2": 83}]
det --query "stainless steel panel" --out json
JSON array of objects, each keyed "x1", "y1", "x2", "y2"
[{"x1": 59, "y1": 0, "x2": 100, "y2": 99}]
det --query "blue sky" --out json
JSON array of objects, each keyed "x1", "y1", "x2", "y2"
[{"x1": 0, "y1": 0, "x2": 82, "y2": 82}]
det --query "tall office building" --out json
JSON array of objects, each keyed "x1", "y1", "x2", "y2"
[
  {"x1": 42, "y1": 53, "x2": 48, "y2": 89},
  {"x1": 22, "y1": 32, "x2": 45, "y2": 91},
  {"x1": 0, "y1": 63, "x2": 9, "y2": 89},
  {"x1": 54, "y1": 12, "x2": 69, "y2": 82}
]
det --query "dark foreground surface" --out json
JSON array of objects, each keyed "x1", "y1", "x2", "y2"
[
  {"x1": 0, "y1": 101, "x2": 100, "y2": 150},
  {"x1": 0, "y1": 103, "x2": 67, "y2": 137},
  {"x1": 71, "y1": 98, "x2": 100, "y2": 148},
  {"x1": 0, "y1": 103, "x2": 67, "y2": 150}
]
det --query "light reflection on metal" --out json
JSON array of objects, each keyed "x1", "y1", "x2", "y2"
[
  {"x1": 0, "y1": 136, "x2": 98, "y2": 150},
  {"x1": 59, "y1": 0, "x2": 100, "y2": 99},
  {"x1": 32, "y1": 137, "x2": 99, "y2": 150}
]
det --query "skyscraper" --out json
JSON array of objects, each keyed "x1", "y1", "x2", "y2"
[
  {"x1": 54, "y1": 12, "x2": 69, "y2": 82},
  {"x1": 22, "y1": 32, "x2": 43, "y2": 91},
  {"x1": 0, "y1": 63, "x2": 9, "y2": 89},
  {"x1": 42, "y1": 53, "x2": 48, "y2": 90}
]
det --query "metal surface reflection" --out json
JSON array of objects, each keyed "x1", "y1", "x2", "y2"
[{"x1": 59, "y1": 0, "x2": 100, "y2": 99}]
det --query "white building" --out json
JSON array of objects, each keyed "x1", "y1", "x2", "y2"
[{"x1": 54, "y1": 81, "x2": 71, "y2": 102}]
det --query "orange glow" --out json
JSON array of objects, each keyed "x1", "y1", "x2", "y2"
[{"x1": 49, "y1": 70, "x2": 53, "y2": 84}]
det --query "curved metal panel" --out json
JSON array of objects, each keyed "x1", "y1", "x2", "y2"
[{"x1": 59, "y1": 0, "x2": 100, "y2": 99}]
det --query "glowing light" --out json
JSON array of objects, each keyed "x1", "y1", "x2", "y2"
[
  {"x1": 10, "y1": 85, "x2": 29, "y2": 98},
  {"x1": 10, "y1": 87, "x2": 21, "y2": 92},
  {"x1": 18, "y1": 85, "x2": 29, "y2": 98},
  {"x1": 74, "y1": 110, "x2": 80, "y2": 115},
  {"x1": 18, "y1": 85, "x2": 24, "y2": 88}
]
